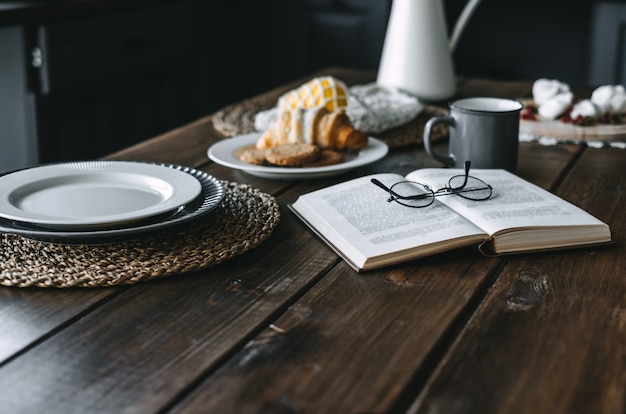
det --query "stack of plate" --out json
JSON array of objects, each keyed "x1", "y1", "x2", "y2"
[{"x1": 0, "y1": 161, "x2": 225, "y2": 244}]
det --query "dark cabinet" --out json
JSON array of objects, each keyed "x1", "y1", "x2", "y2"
[
  {"x1": 33, "y1": 4, "x2": 192, "y2": 162},
  {"x1": 185, "y1": 1, "x2": 268, "y2": 120},
  {"x1": 13, "y1": 0, "x2": 269, "y2": 165}
]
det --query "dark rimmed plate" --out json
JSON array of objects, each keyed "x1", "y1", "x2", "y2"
[{"x1": 0, "y1": 163, "x2": 225, "y2": 244}]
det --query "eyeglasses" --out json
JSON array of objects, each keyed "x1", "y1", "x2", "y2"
[{"x1": 371, "y1": 161, "x2": 493, "y2": 208}]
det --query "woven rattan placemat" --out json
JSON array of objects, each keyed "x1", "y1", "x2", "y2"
[
  {"x1": 212, "y1": 94, "x2": 278, "y2": 138},
  {"x1": 0, "y1": 182, "x2": 279, "y2": 288},
  {"x1": 375, "y1": 104, "x2": 449, "y2": 148},
  {"x1": 212, "y1": 95, "x2": 449, "y2": 148}
]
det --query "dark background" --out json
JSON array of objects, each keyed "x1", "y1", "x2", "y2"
[{"x1": 0, "y1": 0, "x2": 623, "y2": 168}]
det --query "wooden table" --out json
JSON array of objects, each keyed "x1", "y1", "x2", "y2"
[{"x1": 0, "y1": 69, "x2": 624, "y2": 414}]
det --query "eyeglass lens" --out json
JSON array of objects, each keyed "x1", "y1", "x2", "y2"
[
  {"x1": 447, "y1": 175, "x2": 492, "y2": 200},
  {"x1": 388, "y1": 181, "x2": 435, "y2": 207}
]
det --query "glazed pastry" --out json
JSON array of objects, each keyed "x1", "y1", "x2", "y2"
[
  {"x1": 256, "y1": 107, "x2": 368, "y2": 151},
  {"x1": 278, "y1": 76, "x2": 348, "y2": 112}
]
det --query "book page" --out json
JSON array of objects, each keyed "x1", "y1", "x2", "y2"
[
  {"x1": 406, "y1": 168, "x2": 607, "y2": 236},
  {"x1": 292, "y1": 174, "x2": 487, "y2": 265}
]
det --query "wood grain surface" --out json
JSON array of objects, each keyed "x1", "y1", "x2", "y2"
[{"x1": 0, "y1": 69, "x2": 622, "y2": 414}]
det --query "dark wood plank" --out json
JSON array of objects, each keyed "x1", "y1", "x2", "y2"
[
  {"x1": 516, "y1": 141, "x2": 583, "y2": 190},
  {"x1": 103, "y1": 114, "x2": 219, "y2": 167},
  {"x1": 456, "y1": 77, "x2": 533, "y2": 99},
  {"x1": 0, "y1": 199, "x2": 340, "y2": 413},
  {"x1": 165, "y1": 143, "x2": 584, "y2": 413},
  {"x1": 171, "y1": 255, "x2": 505, "y2": 413},
  {"x1": 0, "y1": 288, "x2": 118, "y2": 364},
  {"x1": 408, "y1": 147, "x2": 626, "y2": 414}
]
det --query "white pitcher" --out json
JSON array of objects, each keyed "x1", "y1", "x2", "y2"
[{"x1": 377, "y1": 0, "x2": 482, "y2": 102}]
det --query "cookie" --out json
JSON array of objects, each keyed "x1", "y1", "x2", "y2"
[
  {"x1": 265, "y1": 143, "x2": 320, "y2": 167},
  {"x1": 238, "y1": 148, "x2": 268, "y2": 165},
  {"x1": 302, "y1": 150, "x2": 345, "y2": 167}
]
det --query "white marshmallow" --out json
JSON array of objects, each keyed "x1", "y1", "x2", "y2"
[
  {"x1": 610, "y1": 93, "x2": 626, "y2": 113},
  {"x1": 532, "y1": 78, "x2": 571, "y2": 105},
  {"x1": 590, "y1": 85, "x2": 626, "y2": 112},
  {"x1": 569, "y1": 99, "x2": 600, "y2": 119},
  {"x1": 538, "y1": 91, "x2": 574, "y2": 120},
  {"x1": 590, "y1": 85, "x2": 613, "y2": 110}
]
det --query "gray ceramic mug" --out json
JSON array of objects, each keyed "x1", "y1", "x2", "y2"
[{"x1": 423, "y1": 97, "x2": 523, "y2": 172}]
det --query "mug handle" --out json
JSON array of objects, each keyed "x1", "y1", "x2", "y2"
[{"x1": 423, "y1": 116, "x2": 456, "y2": 167}]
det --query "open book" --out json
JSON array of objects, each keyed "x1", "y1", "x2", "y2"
[{"x1": 289, "y1": 168, "x2": 612, "y2": 271}]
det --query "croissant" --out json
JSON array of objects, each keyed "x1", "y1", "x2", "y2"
[{"x1": 256, "y1": 107, "x2": 368, "y2": 151}]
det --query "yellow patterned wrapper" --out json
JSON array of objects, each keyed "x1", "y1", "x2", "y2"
[{"x1": 278, "y1": 76, "x2": 348, "y2": 112}]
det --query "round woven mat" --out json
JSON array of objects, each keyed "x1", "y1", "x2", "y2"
[
  {"x1": 212, "y1": 94, "x2": 278, "y2": 137},
  {"x1": 0, "y1": 182, "x2": 280, "y2": 288},
  {"x1": 212, "y1": 97, "x2": 449, "y2": 148}
]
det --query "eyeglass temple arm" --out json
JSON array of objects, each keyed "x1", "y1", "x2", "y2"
[
  {"x1": 452, "y1": 160, "x2": 472, "y2": 189},
  {"x1": 371, "y1": 178, "x2": 402, "y2": 203},
  {"x1": 371, "y1": 178, "x2": 391, "y2": 193}
]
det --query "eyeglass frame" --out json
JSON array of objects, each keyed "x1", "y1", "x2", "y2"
[{"x1": 370, "y1": 161, "x2": 493, "y2": 208}]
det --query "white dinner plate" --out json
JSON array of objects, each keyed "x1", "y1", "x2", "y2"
[
  {"x1": 0, "y1": 161, "x2": 202, "y2": 229},
  {"x1": 0, "y1": 164, "x2": 224, "y2": 244},
  {"x1": 207, "y1": 133, "x2": 388, "y2": 179}
]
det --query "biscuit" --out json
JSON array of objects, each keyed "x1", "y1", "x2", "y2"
[
  {"x1": 238, "y1": 148, "x2": 267, "y2": 165},
  {"x1": 265, "y1": 143, "x2": 320, "y2": 167},
  {"x1": 302, "y1": 150, "x2": 344, "y2": 167}
]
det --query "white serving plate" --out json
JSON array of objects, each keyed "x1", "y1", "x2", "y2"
[
  {"x1": 208, "y1": 133, "x2": 388, "y2": 179},
  {"x1": 0, "y1": 161, "x2": 202, "y2": 229}
]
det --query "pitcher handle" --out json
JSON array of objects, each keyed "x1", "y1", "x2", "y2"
[
  {"x1": 449, "y1": 0, "x2": 483, "y2": 52},
  {"x1": 423, "y1": 116, "x2": 456, "y2": 167}
]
